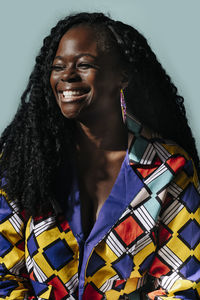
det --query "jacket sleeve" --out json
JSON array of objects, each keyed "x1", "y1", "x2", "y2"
[
  {"x1": 147, "y1": 155, "x2": 200, "y2": 299},
  {"x1": 0, "y1": 178, "x2": 35, "y2": 299}
]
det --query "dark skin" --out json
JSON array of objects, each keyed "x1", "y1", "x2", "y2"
[{"x1": 50, "y1": 25, "x2": 129, "y2": 237}]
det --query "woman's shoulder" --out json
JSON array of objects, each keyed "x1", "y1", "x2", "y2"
[{"x1": 126, "y1": 112, "x2": 197, "y2": 181}]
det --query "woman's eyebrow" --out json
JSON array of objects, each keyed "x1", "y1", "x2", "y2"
[
  {"x1": 76, "y1": 53, "x2": 97, "y2": 59},
  {"x1": 54, "y1": 53, "x2": 97, "y2": 60}
]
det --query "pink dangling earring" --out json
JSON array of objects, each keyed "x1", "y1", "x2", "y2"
[{"x1": 120, "y1": 89, "x2": 126, "y2": 122}]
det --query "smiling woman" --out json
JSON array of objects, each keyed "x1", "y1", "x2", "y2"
[
  {"x1": 0, "y1": 12, "x2": 200, "y2": 300},
  {"x1": 50, "y1": 24, "x2": 127, "y2": 121}
]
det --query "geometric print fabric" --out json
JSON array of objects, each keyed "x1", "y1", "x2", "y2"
[
  {"x1": 0, "y1": 114, "x2": 200, "y2": 299},
  {"x1": 25, "y1": 216, "x2": 79, "y2": 299},
  {"x1": 83, "y1": 115, "x2": 200, "y2": 299}
]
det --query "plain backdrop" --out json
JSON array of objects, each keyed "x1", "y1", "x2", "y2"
[{"x1": 0, "y1": 0, "x2": 200, "y2": 152}]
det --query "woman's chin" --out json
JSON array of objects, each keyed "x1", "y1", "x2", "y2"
[
  {"x1": 60, "y1": 109, "x2": 81, "y2": 119},
  {"x1": 58, "y1": 94, "x2": 93, "y2": 120},
  {"x1": 58, "y1": 100, "x2": 85, "y2": 119}
]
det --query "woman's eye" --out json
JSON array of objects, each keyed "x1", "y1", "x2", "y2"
[
  {"x1": 77, "y1": 63, "x2": 93, "y2": 69},
  {"x1": 51, "y1": 65, "x2": 65, "y2": 71}
]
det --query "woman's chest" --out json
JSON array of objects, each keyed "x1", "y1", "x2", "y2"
[
  {"x1": 25, "y1": 203, "x2": 157, "y2": 299},
  {"x1": 78, "y1": 153, "x2": 127, "y2": 233}
]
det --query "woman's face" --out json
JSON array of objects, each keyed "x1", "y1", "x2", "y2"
[{"x1": 50, "y1": 25, "x2": 125, "y2": 120}]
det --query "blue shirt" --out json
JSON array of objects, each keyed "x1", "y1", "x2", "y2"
[{"x1": 65, "y1": 151, "x2": 144, "y2": 298}]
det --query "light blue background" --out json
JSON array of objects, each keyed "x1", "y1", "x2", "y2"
[{"x1": 1, "y1": 0, "x2": 200, "y2": 152}]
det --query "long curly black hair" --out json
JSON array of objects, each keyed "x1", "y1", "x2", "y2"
[{"x1": 0, "y1": 12, "x2": 199, "y2": 216}]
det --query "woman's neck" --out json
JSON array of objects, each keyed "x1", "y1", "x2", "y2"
[{"x1": 75, "y1": 110, "x2": 128, "y2": 155}]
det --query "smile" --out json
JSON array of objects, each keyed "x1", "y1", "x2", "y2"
[{"x1": 58, "y1": 89, "x2": 89, "y2": 102}]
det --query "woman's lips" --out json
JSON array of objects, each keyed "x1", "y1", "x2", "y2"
[{"x1": 58, "y1": 89, "x2": 89, "y2": 103}]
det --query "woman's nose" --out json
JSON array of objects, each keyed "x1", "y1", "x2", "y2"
[{"x1": 61, "y1": 67, "x2": 81, "y2": 82}]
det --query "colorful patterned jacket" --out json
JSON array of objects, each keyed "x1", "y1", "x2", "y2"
[{"x1": 0, "y1": 114, "x2": 200, "y2": 300}]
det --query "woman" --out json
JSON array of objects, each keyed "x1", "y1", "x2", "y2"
[{"x1": 0, "y1": 12, "x2": 199, "y2": 300}]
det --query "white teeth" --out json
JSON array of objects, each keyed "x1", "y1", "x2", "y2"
[{"x1": 63, "y1": 90, "x2": 83, "y2": 97}]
